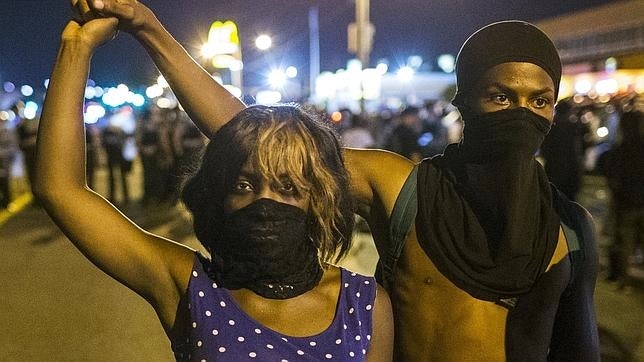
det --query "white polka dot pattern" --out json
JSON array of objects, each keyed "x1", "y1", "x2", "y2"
[{"x1": 171, "y1": 254, "x2": 376, "y2": 361}]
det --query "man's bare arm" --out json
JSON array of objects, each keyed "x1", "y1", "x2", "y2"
[{"x1": 86, "y1": 0, "x2": 245, "y2": 137}]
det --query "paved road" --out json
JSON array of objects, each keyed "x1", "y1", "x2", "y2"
[{"x1": 1, "y1": 169, "x2": 642, "y2": 361}]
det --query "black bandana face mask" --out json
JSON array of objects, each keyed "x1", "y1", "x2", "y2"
[
  {"x1": 210, "y1": 198, "x2": 323, "y2": 299},
  {"x1": 416, "y1": 106, "x2": 560, "y2": 302},
  {"x1": 460, "y1": 107, "x2": 552, "y2": 162}
]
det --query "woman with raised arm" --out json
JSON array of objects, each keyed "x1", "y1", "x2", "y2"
[{"x1": 34, "y1": 5, "x2": 392, "y2": 361}]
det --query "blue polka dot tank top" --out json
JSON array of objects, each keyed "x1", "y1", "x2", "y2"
[{"x1": 172, "y1": 254, "x2": 376, "y2": 361}]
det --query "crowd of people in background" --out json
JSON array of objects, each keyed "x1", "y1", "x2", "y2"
[{"x1": 0, "y1": 89, "x2": 642, "y2": 288}]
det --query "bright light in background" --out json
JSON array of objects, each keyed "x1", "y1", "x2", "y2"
[
  {"x1": 286, "y1": 66, "x2": 298, "y2": 78},
  {"x1": 255, "y1": 34, "x2": 272, "y2": 50},
  {"x1": 44, "y1": 79, "x2": 50, "y2": 89},
  {"x1": 595, "y1": 78, "x2": 618, "y2": 95},
  {"x1": 3, "y1": 82, "x2": 15, "y2": 93},
  {"x1": 574, "y1": 79, "x2": 593, "y2": 94},
  {"x1": 315, "y1": 72, "x2": 336, "y2": 99},
  {"x1": 146, "y1": 84, "x2": 164, "y2": 98},
  {"x1": 397, "y1": 66, "x2": 415, "y2": 82},
  {"x1": 361, "y1": 68, "x2": 382, "y2": 100},
  {"x1": 605, "y1": 57, "x2": 617, "y2": 72},
  {"x1": 1, "y1": 110, "x2": 16, "y2": 122},
  {"x1": 268, "y1": 69, "x2": 287, "y2": 89},
  {"x1": 229, "y1": 59, "x2": 244, "y2": 72},
  {"x1": 376, "y1": 62, "x2": 388, "y2": 75},
  {"x1": 255, "y1": 90, "x2": 282, "y2": 105},
  {"x1": 408, "y1": 55, "x2": 423, "y2": 69},
  {"x1": 21, "y1": 85, "x2": 34, "y2": 97},
  {"x1": 156, "y1": 97, "x2": 177, "y2": 109},
  {"x1": 102, "y1": 85, "x2": 131, "y2": 107},
  {"x1": 157, "y1": 75, "x2": 169, "y2": 88},
  {"x1": 596, "y1": 126, "x2": 609, "y2": 138},
  {"x1": 84, "y1": 103, "x2": 106, "y2": 124},
  {"x1": 201, "y1": 42, "x2": 217, "y2": 58},
  {"x1": 347, "y1": 59, "x2": 362, "y2": 72},
  {"x1": 24, "y1": 101, "x2": 38, "y2": 119},
  {"x1": 85, "y1": 86, "x2": 97, "y2": 99},
  {"x1": 330, "y1": 111, "x2": 342, "y2": 123},
  {"x1": 0, "y1": 111, "x2": 11, "y2": 121},
  {"x1": 127, "y1": 93, "x2": 146, "y2": 107},
  {"x1": 437, "y1": 54, "x2": 455, "y2": 73}
]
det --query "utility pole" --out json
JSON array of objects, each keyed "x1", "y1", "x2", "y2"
[
  {"x1": 355, "y1": 0, "x2": 371, "y2": 68},
  {"x1": 309, "y1": 6, "x2": 320, "y2": 100},
  {"x1": 348, "y1": 0, "x2": 373, "y2": 115}
]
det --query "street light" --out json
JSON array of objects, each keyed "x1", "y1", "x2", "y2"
[
  {"x1": 286, "y1": 66, "x2": 298, "y2": 78},
  {"x1": 268, "y1": 69, "x2": 287, "y2": 89},
  {"x1": 255, "y1": 34, "x2": 272, "y2": 50},
  {"x1": 397, "y1": 66, "x2": 415, "y2": 82}
]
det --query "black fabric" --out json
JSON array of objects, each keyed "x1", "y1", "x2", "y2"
[
  {"x1": 415, "y1": 108, "x2": 560, "y2": 302},
  {"x1": 377, "y1": 165, "x2": 418, "y2": 291},
  {"x1": 208, "y1": 198, "x2": 323, "y2": 299},
  {"x1": 452, "y1": 20, "x2": 562, "y2": 107}
]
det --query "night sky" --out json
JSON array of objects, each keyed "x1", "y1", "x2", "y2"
[{"x1": 1, "y1": 0, "x2": 614, "y2": 89}]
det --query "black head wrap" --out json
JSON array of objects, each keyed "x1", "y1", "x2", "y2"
[{"x1": 452, "y1": 20, "x2": 562, "y2": 108}]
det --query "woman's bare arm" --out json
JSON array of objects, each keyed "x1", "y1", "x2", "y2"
[
  {"x1": 34, "y1": 17, "x2": 193, "y2": 333},
  {"x1": 366, "y1": 284, "x2": 394, "y2": 361}
]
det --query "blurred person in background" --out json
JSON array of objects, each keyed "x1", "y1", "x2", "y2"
[
  {"x1": 0, "y1": 117, "x2": 17, "y2": 209},
  {"x1": 341, "y1": 112, "x2": 376, "y2": 149},
  {"x1": 385, "y1": 106, "x2": 423, "y2": 162},
  {"x1": 15, "y1": 103, "x2": 39, "y2": 194},
  {"x1": 102, "y1": 117, "x2": 130, "y2": 204},
  {"x1": 541, "y1": 99, "x2": 589, "y2": 201},
  {"x1": 599, "y1": 108, "x2": 644, "y2": 291},
  {"x1": 85, "y1": 123, "x2": 100, "y2": 189},
  {"x1": 89, "y1": 1, "x2": 599, "y2": 360},
  {"x1": 136, "y1": 107, "x2": 164, "y2": 204},
  {"x1": 173, "y1": 109, "x2": 206, "y2": 179}
]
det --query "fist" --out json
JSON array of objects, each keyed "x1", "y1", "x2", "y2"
[
  {"x1": 73, "y1": 0, "x2": 152, "y2": 34},
  {"x1": 62, "y1": 17, "x2": 118, "y2": 50}
]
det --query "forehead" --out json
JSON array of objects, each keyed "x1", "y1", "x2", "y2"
[
  {"x1": 237, "y1": 157, "x2": 298, "y2": 180},
  {"x1": 475, "y1": 62, "x2": 555, "y2": 94}
]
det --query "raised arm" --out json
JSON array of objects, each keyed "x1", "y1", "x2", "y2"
[
  {"x1": 84, "y1": 0, "x2": 245, "y2": 137},
  {"x1": 34, "y1": 17, "x2": 193, "y2": 333}
]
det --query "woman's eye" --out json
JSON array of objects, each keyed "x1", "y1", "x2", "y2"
[
  {"x1": 233, "y1": 181, "x2": 253, "y2": 192},
  {"x1": 492, "y1": 94, "x2": 509, "y2": 104},
  {"x1": 280, "y1": 182, "x2": 298, "y2": 195}
]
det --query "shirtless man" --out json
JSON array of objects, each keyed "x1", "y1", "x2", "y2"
[{"x1": 82, "y1": 1, "x2": 599, "y2": 360}]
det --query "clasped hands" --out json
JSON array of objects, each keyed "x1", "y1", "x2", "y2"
[{"x1": 66, "y1": 0, "x2": 150, "y2": 49}]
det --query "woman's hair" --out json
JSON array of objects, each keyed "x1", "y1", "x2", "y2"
[{"x1": 181, "y1": 104, "x2": 354, "y2": 263}]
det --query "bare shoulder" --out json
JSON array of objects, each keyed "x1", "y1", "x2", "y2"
[{"x1": 343, "y1": 148, "x2": 415, "y2": 215}]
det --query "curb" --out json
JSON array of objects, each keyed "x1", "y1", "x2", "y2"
[{"x1": 0, "y1": 192, "x2": 33, "y2": 227}]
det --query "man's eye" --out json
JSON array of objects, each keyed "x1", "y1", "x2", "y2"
[{"x1": 533, "y1": 97, "x2": 550, "y2": 108}]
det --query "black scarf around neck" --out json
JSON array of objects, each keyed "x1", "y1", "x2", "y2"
[{"x1": 416, "y1": 108, "x2": 560, "y2": 302}]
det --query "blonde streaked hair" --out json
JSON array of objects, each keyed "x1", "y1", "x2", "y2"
[{"x1": 181, "y1": 104, "x2": 354, "y2": 264}]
